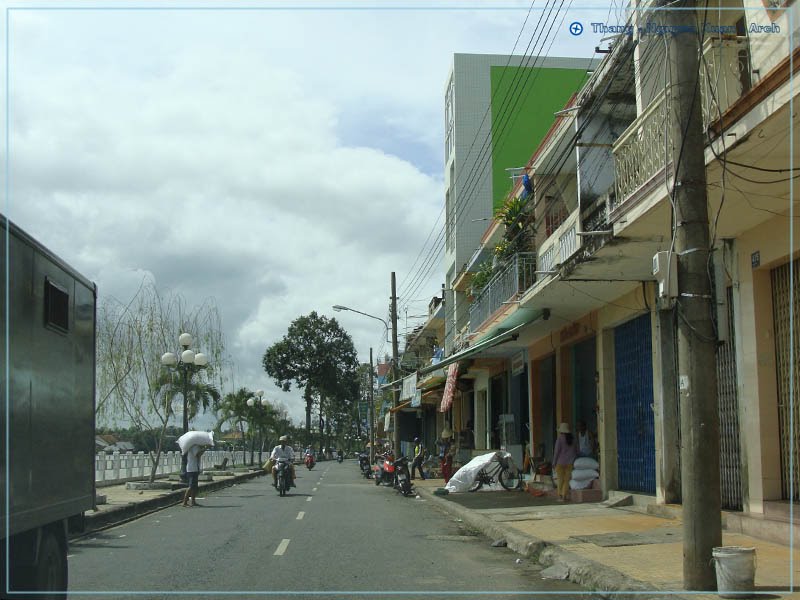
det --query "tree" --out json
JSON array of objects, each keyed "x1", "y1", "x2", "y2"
[
  {"x1": 96, "y1": 277, "x2": 226, "y2": 482},
  {"x1": 263, "y1": 312, "x2": 360, "y2": 446}
]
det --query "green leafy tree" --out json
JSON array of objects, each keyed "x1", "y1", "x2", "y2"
[{"x1": 263, "y1": 312, "x2": 359, "y2": 449}]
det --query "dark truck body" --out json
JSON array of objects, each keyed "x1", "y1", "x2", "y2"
[{"x1": 1, "y1": 216, "x2": 96, "y2": 597}]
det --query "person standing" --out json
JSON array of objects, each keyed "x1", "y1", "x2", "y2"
[
  {"x1": 576, "y1": 420, "x2": 596, "y2": 458},
  {"x1": 552, "y1": 422, "x2": 577, "y2": 502},
  {"x1": 437, "y1": 432, "x2": 453, "y2": 483},
  {"x1": 182, "y1": 444, "x2": 206, "y2": 507},
  {"x1": 410, "y1": 437, "x2": 426, "y2": 480}
]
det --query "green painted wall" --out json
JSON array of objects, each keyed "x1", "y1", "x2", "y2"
[{"x1": 490, "y1": 66, "x2": 589, "y2": 210}]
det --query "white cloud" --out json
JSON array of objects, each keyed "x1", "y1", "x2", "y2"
[{"x1": 6, "y1": 3, "x2": 599, "y2": 423}]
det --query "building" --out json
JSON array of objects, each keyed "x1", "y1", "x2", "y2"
[{"x1": 427, "y1": 0, "x2": 798, "y2": 539}]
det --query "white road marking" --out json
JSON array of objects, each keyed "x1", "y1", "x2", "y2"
[
  {"x1": 296, "y1": 512, "x2": 305, "y2": 520},
  {"x1": 274, "y1": 538, "x2": 291, "y2": 556},
  {"x1": 306, "y1": 496, "x2": 313, "y2": 502},
  {"x1": 312, "y1": 487, "x2": 318, "y2": 492}
]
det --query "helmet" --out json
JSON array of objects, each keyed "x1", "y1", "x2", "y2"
[
  {"x1": 279, "y1": 435, "x2": 288, "y2": 442},
  {"x1": 414, "y1": 437, "x2": 420, "y2": 442}
]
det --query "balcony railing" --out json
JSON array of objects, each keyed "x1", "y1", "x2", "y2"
[
  {"x1": 612, "y1": 89, "x2": 671, "y2": 208},
  {"x1": 538, "y1": 209, "x2": 582, "y2": 273},
  {"x1": 700, "y1": 35, "x2": 751, "y2": 128},
  {"x1": 469, "y1": 252, "x2": 537, "y2": 333}
]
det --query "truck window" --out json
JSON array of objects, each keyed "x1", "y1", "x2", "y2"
[{"x1": 44, "y1": 278, "x2": 69, "y2": 332}]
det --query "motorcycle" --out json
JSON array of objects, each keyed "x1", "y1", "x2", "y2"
[
  {"x1": 337, "y1": 453, "x2": 343, "y2": 463},
  {"x1": 393, "y1": 455, "x2": 414, "y2": 497},
  {"x1": 304, "y1": 453, "x2": 316, "y2": 470},
  {"x1": 275, "y1": 458, "x2": 291, "y2": 497},
  {"x1": 358, "y1": 453, "x2": 372, "y2": 478},
  {"x1": 373, "y1": 451, "x2": 396, "y2": 486}
]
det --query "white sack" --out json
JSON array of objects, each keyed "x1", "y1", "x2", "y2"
[
  {"x1": 444, "y1": 452, "x2": 499, "y2": 493},
  {"x1": 571, "y1": 468, "x2": 599, "y2": 481},
  {"x1": 177, "y1": 431, "x2": 214, "y2": 454},
  {"x1": 569, "y1": 478, "x2": 594, "y2": 490},
  {"x1": 573, "y1": 457, "x2": 599, "y2": 470}
]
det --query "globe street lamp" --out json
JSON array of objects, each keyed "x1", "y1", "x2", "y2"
[
  {"x1": 246, "y1": 389, "x2": 270, "y2": 465},
  {"x1": 161, "y1": 333, "x2": 209, "y2": 474}
]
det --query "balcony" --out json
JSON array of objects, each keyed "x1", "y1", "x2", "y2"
[
  {"x1": 538, "y1": 209, "x2": 582, "y2": 274},
  {"x1": 700, "y1": 35, "x2": 751, "y2": 128},
  {"x1": 468, "y1": 252, "x2": 537, "y2": 333},
  {"x1": 612, "y1": 89, "x2": 671, "y2": 210}
]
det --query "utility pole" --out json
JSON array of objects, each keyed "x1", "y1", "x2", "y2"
[
  {"x1": 664, "y1": 2, "x2": 722, "y2": 589},
  {"x1": 369, "y1": 347, "x2": 375, "y2": 464},
  {"x1": 391, "y1": 272, "x2": 401, "y2": 455}
]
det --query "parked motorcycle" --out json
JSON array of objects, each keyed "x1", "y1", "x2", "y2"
[
  {"x1": 373, "y1": 451, "x2": 396, "y2": 486},
  {"x1": 393, "y1": 455, "x2": 414, "y2": 497},
  {"x1": 358, "y1": 453, "x2": 372, "y2": 478},
  {"x1": 275, "y1": 458, "x2": 291, "y2": 497},
  {"x1": 304, "y1": 453, "x2": 316, "y2": 470}
]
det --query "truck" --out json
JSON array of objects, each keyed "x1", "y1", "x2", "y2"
[{"x1": 1, "y1": 216, "x2": 96, "y2": 599}]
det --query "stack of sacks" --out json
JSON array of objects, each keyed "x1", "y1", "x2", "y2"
[
  {"x1": 570, "y1": 456, "x2": 599, "y2": 490},
  {"x1": 177, "y1": 430, "x2": 214, "y2": 453}
]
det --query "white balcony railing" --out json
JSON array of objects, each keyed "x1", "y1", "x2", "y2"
[
  {"x1": 469, "y1": 252, "x2": 537, "y2": 333},
  {"x1": 612, "y1": 89, "x2": 671, "y2": 208},
  {"x1": 538, "y1": 210, "x2": 582, "y2": 275},
  {"x1": 701, "y1": 35, "x2": 750, "y2": 128}
]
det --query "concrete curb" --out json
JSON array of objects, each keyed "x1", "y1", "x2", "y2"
[
  {"x1": 79, "y1": 470, "x2": 266, "y2": 535},
  {"x1": 415, "y1": 487, "x2": 695, "y2": 600}
]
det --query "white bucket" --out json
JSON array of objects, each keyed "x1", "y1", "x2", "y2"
[{"x1": 712, "y1": 546, "x2": 756, "y2": 598}]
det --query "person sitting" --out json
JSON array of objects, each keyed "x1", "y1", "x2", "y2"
[{"x1": 271, "y1": 435, "x2": 296, "y2": 487}]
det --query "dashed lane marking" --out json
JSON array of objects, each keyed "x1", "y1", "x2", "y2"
[
  {"x1": 306, "y1": 496, "x2": 312, "y2": 502},
  {"x1": 297, "y1": 512, "x2": 304, "y2": 520},
  {"x1": 312, "y1": 487, "x2": 318, "y2": 492},
  {"x1": 274, "y1": 539, "x2": 291, "y2": 556}
]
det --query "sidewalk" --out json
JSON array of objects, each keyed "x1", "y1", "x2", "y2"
[
  {"x1": 413, "y1": 478, "x2": 799, "y2": 599},
  {"x1": 82, "y1": 468, "x2": 266, "y2": 535}
]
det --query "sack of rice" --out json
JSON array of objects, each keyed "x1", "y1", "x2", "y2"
[
  {"x1": 574, "y1": 457, "x2": 599, "y2": 470},
  {"x1": 177, "y1": 431, "x2": 214, "y2": 454},
  {"x1": 571, "y1": 468, "x2": 600, "y2": 481}
]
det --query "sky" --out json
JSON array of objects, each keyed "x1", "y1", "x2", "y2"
[{"x1": 4, "y1": 0, "x2": 617, "y2": 427}]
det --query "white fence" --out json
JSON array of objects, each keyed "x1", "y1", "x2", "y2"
[{"x1": 95, "y1": 450, "x2": 268, "y2": 484}]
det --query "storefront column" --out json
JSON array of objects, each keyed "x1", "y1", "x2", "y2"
[
  {"x1": 654, "y1": 296, "x2": 681, "y2": 504},
  {"x1": 597, "y1": 328, "x2": 618, "y2": 494}
]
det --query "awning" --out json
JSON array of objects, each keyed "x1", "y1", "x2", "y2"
[
  {"x1": 389, "y1": 400, "x2": 412, "y2": 413},
  {"x1": 417, "y1": 320, "x2": 529, "y2": 377}
]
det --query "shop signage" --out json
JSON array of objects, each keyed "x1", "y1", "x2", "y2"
[
  {"x1": 411, "y1": 389, "x2": 422, "y2": 408},
  {"x1": 401, "y1": 373, "x2": 418, "y2": 402},
  {"x1": 511, "y1": 352, "x2": 525, "y2": 376},
  {"x1": 560, "y1": 321, "x2": 582, "y2": 343}
]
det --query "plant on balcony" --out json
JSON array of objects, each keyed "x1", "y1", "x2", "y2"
[
  {"x1": 494, "y1": 195, "x2": 533, "y2": 258},
  {"x1": 467, "y1": 259, "x2": 495, "y2": 300}
]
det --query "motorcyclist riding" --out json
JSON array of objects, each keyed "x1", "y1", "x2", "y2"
[{"x1": 271, "y1": 435, "x2": 296, "y2": 488}]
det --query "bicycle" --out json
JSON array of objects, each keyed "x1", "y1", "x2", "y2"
[{"x1": 468, "y1": 452, "x2": 522, "y2": 492}]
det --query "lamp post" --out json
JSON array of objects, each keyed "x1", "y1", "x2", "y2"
[
  {"x1": 161, "y1": 332, "x2": 209, "y2": 475},
  {"x1": 246, "y1": 389, "x2": 270, "y2": 465},
  {"x1": 332, "y1": 305, "x2": 397, "y2": 462}
]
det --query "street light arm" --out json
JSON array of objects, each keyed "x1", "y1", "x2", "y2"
[{"x1": 332, "y1": 305, "x2": 389, "y2": 331}]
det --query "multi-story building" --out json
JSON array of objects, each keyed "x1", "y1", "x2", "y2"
[{"x1": 428, "y1": 0, "x2": 799, "y2": 540}]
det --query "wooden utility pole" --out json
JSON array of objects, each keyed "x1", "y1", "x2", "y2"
[
  {"x1": 391, "y1": 272, "x2": 401, "y2": 455},
  {"x1": 664, "y1": 2, "x2": 722, "y2": 589},
  {"x1": 369, "y1": 347, "x2": 375, "y2": 464}
]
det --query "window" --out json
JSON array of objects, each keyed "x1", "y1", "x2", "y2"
[{"x1": 45, "y1": 278, "x2": 69, "y2": 332}]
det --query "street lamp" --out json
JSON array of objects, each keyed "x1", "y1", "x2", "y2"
[
  {"x1": 246, "y1": 389, "x2": 270, "y2": 465},
  {"x1": 332, "y1": 305, "x2": 390, "y2": 341},
  {"x1": 161, "y1": 332, "x2": 209, "y2": 476},
  {"x1": 161, "y1": 332, "x2": 209, "y2": 433},
  {"x1": 332, "y1": 305, "x2": 396, "y2": 463}
]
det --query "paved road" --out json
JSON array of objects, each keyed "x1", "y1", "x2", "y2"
[{"x1": 68, "y1": 461, "x2": 589, "y2": 599}]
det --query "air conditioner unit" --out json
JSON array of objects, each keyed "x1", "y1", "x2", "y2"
[{"x1": 653, "y1": 251, "x2": 677, "y2": 300}]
